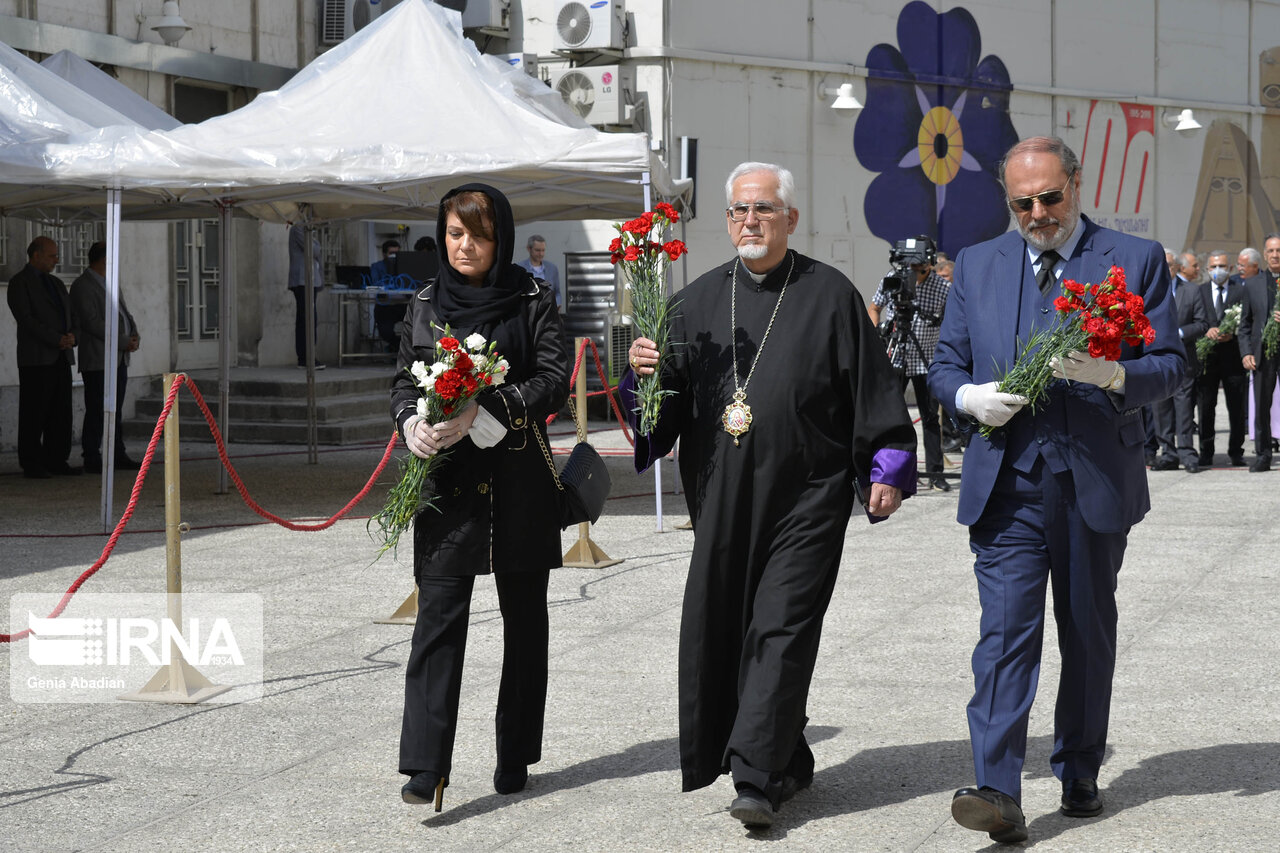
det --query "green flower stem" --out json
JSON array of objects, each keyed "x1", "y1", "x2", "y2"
[
  {"x1": 627, "y1": 271, "x2": 678, "y2": 435},
  {"x1": 977, "y1": 318, "x2": 1089, "y2": 439}
]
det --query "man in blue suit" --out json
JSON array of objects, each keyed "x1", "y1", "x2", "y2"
[{"x1": 929, "y1": 137, "x2": 1185, "y2": 844}]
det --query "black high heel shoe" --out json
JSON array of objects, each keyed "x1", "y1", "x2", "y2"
[
  {"x1": 401, "y1": 772, "x2": 449, "y2": 812},
  {"x1": 493, "y1": 765, "x2": 528, "y2": 795}
]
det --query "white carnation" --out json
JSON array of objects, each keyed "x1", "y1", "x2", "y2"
[
  {"x1": 410, "y1": 361, "x2": 431, "y2": 388},
  {"x1": 416, "y1": 397, "x2": 429, "y2": 418},
  {"x1": 464, "y1": 333, "x2": 487, "y2": 351},
  {"x1": 490, "y1": 358, "x2": 510, "y2": 385},
  {"x1": 430, "y1": 360, "x2": 446, "y2": 377},
  {"x1": 471, "y1": 354, "x2": 488, "y2": 371}
]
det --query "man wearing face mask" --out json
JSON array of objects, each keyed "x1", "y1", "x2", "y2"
[
  {"x1": 1197, "y1": 250, "x2": 1248, "y2": 466},
  {"x1": 1151, "y1": 251, "x2": 1210, "y2": 472}
]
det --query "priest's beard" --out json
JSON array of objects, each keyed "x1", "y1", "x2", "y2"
[
  {"x1": 1018, "y1": 192, "x2": 1081, "y2": 252},
  {"x1": 738, "y1": 244, "x2": 769, "y2": 260}
]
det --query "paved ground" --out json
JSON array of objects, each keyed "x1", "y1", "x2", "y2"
[{"x1": 1, "y1": 409, "x2": 1277, "y2": 852}]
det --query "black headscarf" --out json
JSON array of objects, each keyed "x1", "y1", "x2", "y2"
[{"x1": 433, "y1": 183, "x2": 535, "y2": 370}]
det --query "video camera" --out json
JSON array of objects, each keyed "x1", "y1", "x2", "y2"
[{"x1": 877, "y1": 235, "x2": 939, "y2": 341}]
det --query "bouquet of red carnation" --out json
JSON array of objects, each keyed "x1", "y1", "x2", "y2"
[
  {"x1": 370, "y1": 327, "x2": 510, "y2": 557},
  {"x1": 610, "y1": 201, "x2": 687, "y2": 435},
  {"x1": 980, "y1": 264, "x2": 1153, "y2": 437}
]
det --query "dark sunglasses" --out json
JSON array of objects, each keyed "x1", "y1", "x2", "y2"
[{"x1": 1008, "y1": 176, "x2": 1074, "y2": 212}]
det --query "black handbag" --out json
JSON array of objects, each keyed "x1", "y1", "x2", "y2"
[{"x1": 533, "y1": 399, "x2": 611, "y2": 527}]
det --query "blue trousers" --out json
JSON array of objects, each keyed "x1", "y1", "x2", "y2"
[{"x1": 966, "y1": 458, "x2": 1126, "y2": 802}]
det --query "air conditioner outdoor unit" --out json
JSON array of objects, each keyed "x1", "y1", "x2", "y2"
[
  {"x1": 460, "y1": 0, "x2": 508, "y2": 30},
  {"x1": 320, "y1": 0, "x2": 400, "y2": 45},
  {"x1": 553, "y1": 0, "x2": 625, "y2": 51},
  {"x1": 549, "y1": 65, "x2": 634, "y2": 126},
  {"x1": 497, "y1": 53, "x2": 538, "y2": 76}
]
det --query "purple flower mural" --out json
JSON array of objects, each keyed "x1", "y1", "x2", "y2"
[{"x1": 854, "y1": 1, "x2": 1020, "y2": 258}]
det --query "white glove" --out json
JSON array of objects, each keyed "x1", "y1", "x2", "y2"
[
  {"x1": 403, "y1": 415, "x2": 435, "y2": 459},
  {"x1": 1050, "y1": 350, "x2": 1124, "y2": 389},
  {"x1": 962, "y1": 381, "x2": 1029, "y2": 428}
]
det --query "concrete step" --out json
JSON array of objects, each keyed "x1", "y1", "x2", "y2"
[{"x1": 121, "y1": 366, "x2": 396, "y2": 446}]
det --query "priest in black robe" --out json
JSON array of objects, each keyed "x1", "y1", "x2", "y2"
[{"x1": 622, "y1": 162, "x2": 918, "y2": 829}]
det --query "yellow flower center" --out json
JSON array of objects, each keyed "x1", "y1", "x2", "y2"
[{"x1": 916, "y1": 105, "x2": 964, "y2": 185}]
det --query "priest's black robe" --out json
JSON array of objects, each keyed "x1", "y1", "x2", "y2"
[{"x1": 622, "y1": 250, "x2": 919, "y2": 795}]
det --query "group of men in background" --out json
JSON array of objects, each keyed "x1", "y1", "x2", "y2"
[
  {"x1": 7, "y1": 236, "x2": 140, "y2": 479},
  {"x1": 1157, "y1": 235, "x2": 1280, "y2": 473}
]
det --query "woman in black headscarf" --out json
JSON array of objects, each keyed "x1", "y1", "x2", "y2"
[{"x1": 390, "y1": 184, "x2": 569, "y2": 809}]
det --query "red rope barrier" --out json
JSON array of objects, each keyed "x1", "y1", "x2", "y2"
[
  {"x1": 180, "y1": 376, "x2": 397, "y2": 531},
  {"x1": 1, "y1": 373, "x2": 399, "y2": 643}
]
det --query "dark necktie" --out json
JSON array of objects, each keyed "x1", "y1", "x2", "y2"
[
  {"x1": 1036, "y1": 249, "x2": 1060, "y2": 296},
  {"x1": 1214, "y1": 285, "x2": 1224, "y2": 317}
]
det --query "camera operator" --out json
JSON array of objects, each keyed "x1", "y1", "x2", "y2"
[{"x1": 869, "y1": 236, "x2": 952, "y2": 491}]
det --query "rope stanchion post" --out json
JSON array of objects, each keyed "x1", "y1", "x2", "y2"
[
  {"x1": 119, "y1": 373, "x2": 231, "y2": 704},
  {"x1": 563, "y1": 338, "x2": 622, "y2": 569},
  {"x1": 374, "y1": 585, "x2": 419, "y2": 626}
]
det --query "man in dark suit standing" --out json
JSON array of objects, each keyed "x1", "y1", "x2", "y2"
[
  {"x1": 6, "y1": 236, "x2": 82, "y2": 479},
  {"x1": 1198, "y1": 250, "x2": 1249, "y2": 467},
  {"x1": 1152, "y1": 250, "x2": 1209, "y2": 471},
  {"x1": 70, "y1": 241, "x2": 141, "y2": 474},
  {"x1": 1236, "y1": 233, "x2": 1280, "y2": 472},
  {"x1": 929, "y1": 137, "x2": 1185, "y2": 844}
]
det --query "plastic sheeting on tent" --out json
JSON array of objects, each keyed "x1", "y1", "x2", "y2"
[
  {"x1": 40, "y1": 50, "x2": 181, "y2": 132},
  {"x1": 0, "y1": 0, "x2": 688, "y2": 224}
]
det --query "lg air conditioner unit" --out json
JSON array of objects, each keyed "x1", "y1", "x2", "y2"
[
  {"x1": 549, "y1": 65, "x2": 634, "y2": 126},
  {"x1": 320, "y1": 0, "x2": 400, "y2": 45},
  {"x1": 553, "y1": 0, "x2": 625, "y2": 52}
]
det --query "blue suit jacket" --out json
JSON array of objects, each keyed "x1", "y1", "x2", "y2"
[{"x1": 928, "y1": 217, "x2": 1186, "y2": 532}]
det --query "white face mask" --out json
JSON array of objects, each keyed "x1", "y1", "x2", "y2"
[{"x1": 1209, "y1": 266, "x2": 1230, "y2": 284}]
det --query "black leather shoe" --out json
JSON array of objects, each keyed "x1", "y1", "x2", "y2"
[
  {"x1": 83, "y1": 457, "x2": 103, "y2": 474},
  {"x1": 401, "y1": 772, "x2": 447, "y2": 810},
  {"x1": 49, "y1": 462, "x2": 83, "y2": 476},
  {"x1": 930, "y1": 477, "x2": 953, "y2": 492},
  {"x1": 23, "y1": 468, "x2": 53, "y2": 479},
  {"x1": 1250, "y1": 457, "x2": 1271, "y2": 472},
  {"x1": 494, "y1": 765, "x2": 528, "y2": 795},
  {"x1": 1197, "y1": 454, "x2": 1213, "y2": 467},
  {"x1": 729, "y1": 785, "x2": 775, "y2": 828},
  {"x1": 1152, "y1": 457, "x2": 1180, "y2": 471},
  {"x1": 951, "y1": 786, "x2": 1027, "y2": 843},
  {"x1": 1184, "y1": 461, "x2": 1202, "y2": 474},
  {"x1": 1230, "y1": 455, "x2": 1245, "y2": 467},
  {"x1": 1061, "y1": 777, "x2": 1103, "y2": 817}
]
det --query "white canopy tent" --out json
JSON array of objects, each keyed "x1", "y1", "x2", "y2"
[
  {"x1": 2, "y1": 0, "x2": 687, "y2": 528},
  {"x1": 40, "y1": 50, "x2": 181, "y2": 132}
]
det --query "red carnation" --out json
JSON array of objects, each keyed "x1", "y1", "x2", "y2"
[
  {"x1": 623, "y1": 245, "x2": 643, "y2": 262},
  {"x1": 663, "y1": 240, "x2": 687, "y2": 261},
  {"x1": 434, "y1": 369, "x2": 465, "y2": 400},
  {"x1": 608, "y1": 237, "x2": 622, "y2": 252},
  {"x1": 439, "y1": 336, "x2": 460, "y2": 352},
  {"x1": 655, "y1": 201, "x2": 680, "y2": 222},
  {"x1": 454, "y1": 352, "x2": 473, "y2": 372}
]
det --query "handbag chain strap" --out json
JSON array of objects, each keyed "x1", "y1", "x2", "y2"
[{"x1": 531, "y1": 393, "x2": 585, "y2": 493}]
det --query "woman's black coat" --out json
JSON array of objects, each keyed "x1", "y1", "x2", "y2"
[{"x1": 389, "y1": 278, "x2": 570, "y2": 577}]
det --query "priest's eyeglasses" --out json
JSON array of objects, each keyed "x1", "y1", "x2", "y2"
[
  {"x1": 1008, "y1": 175, "x2": 1075, "y2": 212},
  {"x1": 727, "y1": 202, "x2": 789, "y2": 221}
]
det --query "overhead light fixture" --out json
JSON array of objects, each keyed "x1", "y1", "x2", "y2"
[
  {"x1": 818, "y1": 80, "x2": 863, "y2": 112},
  {"x1": 1163, "y1": 108, "x2": 1202, "y2": 133},
  {"x1": 151, "y1": 0, "x2": 192, "y2": 47}
]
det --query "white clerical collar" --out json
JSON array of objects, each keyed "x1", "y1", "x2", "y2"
[{"x1": 1025, "y1": 215, "x2": 1085, "y2": 268}]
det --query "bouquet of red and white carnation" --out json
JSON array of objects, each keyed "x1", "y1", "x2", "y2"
[
  {"x1": 610, "y1": 201, "x2": 688, "y2": 435},
  {"x1": 981, "y1": 265, "x2": 1153, "y2": 438},
  {"x1": 371, "y1": 327, "x2": 509, "y2": 556}
]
